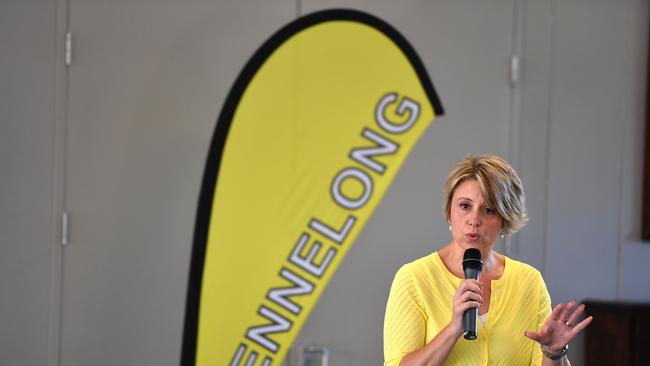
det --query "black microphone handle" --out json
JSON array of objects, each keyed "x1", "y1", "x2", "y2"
[{"x1": 463, "y1": 268, "x2": 481, "y2": 340}]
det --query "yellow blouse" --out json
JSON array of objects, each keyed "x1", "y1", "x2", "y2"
[{"x1": 384, "y1": 252, "x2": 551, "y2": 366}]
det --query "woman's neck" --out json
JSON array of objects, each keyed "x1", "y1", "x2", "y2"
[{"x1": 438, "y1": 243, "x2": 503, "y2": 280}]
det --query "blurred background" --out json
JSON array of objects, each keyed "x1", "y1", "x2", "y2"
[{"x1": 2, "y1": 0, "x2": 649, "y2": 365}]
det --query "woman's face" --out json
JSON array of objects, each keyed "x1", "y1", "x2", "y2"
[{"x1": 449, "y1": 179, "x2": 503, "y2": 252}]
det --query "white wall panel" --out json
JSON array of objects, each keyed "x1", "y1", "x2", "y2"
[
  {"x1": 544, "y1": 0, "x2": 625, "y2": 304},
  {"x1": 516, "y1": 0, "x2": 554, "y2": 272},
  {"x1": 0, "y1": 1, "x2": 58, "y2": 365},
  {"x1": 60, "y1": 2, "x2": 295, "y2": 365}
]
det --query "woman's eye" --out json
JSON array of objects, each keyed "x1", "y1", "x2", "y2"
[
  {"x1": 459, "y1": 203, "x2": 470, "y2": 210},
  {"x1": 483, "y1": 207, "x2": 496, "y2": 215}
]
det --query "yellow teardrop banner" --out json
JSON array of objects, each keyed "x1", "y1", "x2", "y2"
[{"x1": 182, "y1": 9, "x2": 443, "y2": 366}]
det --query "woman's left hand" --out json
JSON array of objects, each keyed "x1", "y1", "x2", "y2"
[{"x1": 524, "y1": 301, "x2": 593, "y2": 355}]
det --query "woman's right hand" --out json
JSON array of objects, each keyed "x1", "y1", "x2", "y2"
[
  {"x1": 450, "y1": 279, "x2": 483, "y2": 336},
  {"x1": 396, "y1": 280, "x2": 485, "y2": 366}
]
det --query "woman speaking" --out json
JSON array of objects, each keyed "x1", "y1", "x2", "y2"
[{"x1": 383, "y1": 155, "x2": 592, "y2": 365}]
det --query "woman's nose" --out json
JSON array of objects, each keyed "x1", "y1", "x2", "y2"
[{"x1": 467, "y1": 211, "x2": 481, "y2": 227}]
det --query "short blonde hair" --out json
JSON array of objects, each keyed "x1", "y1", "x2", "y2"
[{"x1": 443, "y1": 154, "x2": 528, "y2": 236}]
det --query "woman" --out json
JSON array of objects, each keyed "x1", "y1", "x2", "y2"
[{"x1": 383, "y1": 155, "x2": 592, "y2": 366}]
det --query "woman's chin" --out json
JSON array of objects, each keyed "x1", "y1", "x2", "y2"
[{"x1": 457, "y1": 240, "x2": 491, "y2": 251}]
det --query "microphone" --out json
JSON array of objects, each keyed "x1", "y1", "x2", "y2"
[{"x1": 462, "y1": 248, "x2": 483, "y2": 340}]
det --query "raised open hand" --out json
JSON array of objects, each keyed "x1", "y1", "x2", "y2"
[{"x1": 524, "y1": 301, "x2": 593, "y2": 355}]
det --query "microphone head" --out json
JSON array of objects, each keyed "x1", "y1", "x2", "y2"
[{"x1": 462, "y1": 248, "x2": 483, "y2": 271}]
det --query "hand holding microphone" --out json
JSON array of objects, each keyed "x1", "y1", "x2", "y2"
[
  {"x1": 449, "y1": 249, "x2": 484, "y2": 340},
  {"x1": 462, "y1": 249, "x2": 483, "y2": 340}
]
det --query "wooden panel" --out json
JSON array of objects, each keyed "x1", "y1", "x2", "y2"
[{"x1": 585, "y1": 301, "x2": 650, "y2": 366}]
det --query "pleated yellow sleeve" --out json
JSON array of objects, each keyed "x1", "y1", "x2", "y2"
[
  {"x1": 383, "y1": 264, "x2": 428, "y2": 366},
  {"x1": 383, "y1": 252, "x2": 552, "y2": 366}
]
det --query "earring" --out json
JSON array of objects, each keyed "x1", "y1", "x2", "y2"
[
  {"x1": 448, "y1": 220, "x2": 451, "y2": 231},
  {"x1": 500, "y1": 230, "x2": 505, "y2": 239}
]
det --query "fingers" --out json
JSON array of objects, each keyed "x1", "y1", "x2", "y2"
[
  {"x1": 456, "y1": 279, "x2": 482, "y2": 295},
  {"x1": 560, "y1": 301, "x2": 592, "y2": 331},
  {"x1": 524, "y1": 330, "x2": 542, "y2": 342},
  {"x1": 454, "y1": 285, "x2": 482, "y2": 308},
  {"x1": 550, "y1": 302, "x2": 564, "y2": 321},
  {"x1": 459, "y1": 291, "x2": 482, "y2": 309},
  {"x1": 460, "y1": 289, "x2": 482, "y2": 303},
  {"x1": 453, "y1": 280, "x2": 482, "y2": 300},
  {"x1": 559, "y1": 300, "x2": 575, "y2": 323},
  {"x1": 570, "y1": 315, "x2": 593, "y2": 334},
  {"x1": 565, "y1": 302, "x2": 584, "y2": 327},
  {"x1": 452, "y1": 280, "x2": 483, "y2": 315}
]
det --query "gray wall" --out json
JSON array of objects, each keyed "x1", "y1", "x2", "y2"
[
  {"x1": 1, "y1": 0, "x2": 649, "y2": 365},
  {"x1": 1, "y1": 1, "x2": 60, "y2": 365}
]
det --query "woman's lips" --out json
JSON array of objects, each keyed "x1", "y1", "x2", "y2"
[{"x1": 465, "y1": 233, "x2": 480, "y2": 241}]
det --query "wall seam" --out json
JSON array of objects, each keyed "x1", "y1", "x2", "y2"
[
  {"x1": 49, "y1": 0, "x2": 70, "y2": 365},
  {"x1": 615, "y1": 0, "x2": 634, "y2": 301},
  {"x1": 542, "y1": 0, "x2": 557, "y2": 278},
  {"x1": 506, "y1": 0, "x2": 524, "y2": 258}
]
